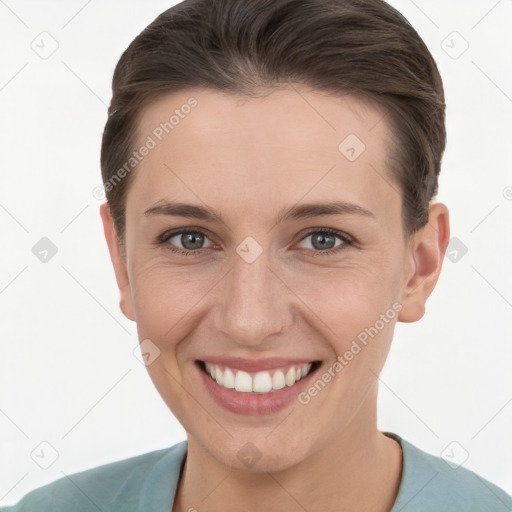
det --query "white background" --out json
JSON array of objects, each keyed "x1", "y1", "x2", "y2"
[{"x1": 1, "y1": 0, "x2": 511, "y2": 506}]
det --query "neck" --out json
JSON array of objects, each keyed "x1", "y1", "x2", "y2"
[{"x1": 173, "y1": 385, "x2": 402, "y2": 512}]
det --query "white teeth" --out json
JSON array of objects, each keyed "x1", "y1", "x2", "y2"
[
  {"x1": 285, "y1": 367, "x2": 296, "y2": 386},
  {"x1": 253, "y1": 371, "x2": 273, "y2": 393},
  {"x1": 234, "y1": 370, "x2": 253, "y2": 392},
  {"x1": 203, "y1": 361, "x2": 315, "y2": 393},
  {"x1": 223, "y1": 368, "x2": 235, "y2": 388},
  {"x1": 215, "y1": 366, "x2": 224, "y2": 386},
  {"x1": 272, "y1": 370, "x2": 286, "y2": 390}
]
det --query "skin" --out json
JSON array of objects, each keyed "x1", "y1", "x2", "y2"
[{"x1": 100, "y1": 85, "x2": 450, "y2": 512}]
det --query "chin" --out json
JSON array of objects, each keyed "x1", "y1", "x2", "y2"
[{"x1": 204, "y1": 430, "x2": 318, "y2": 474}]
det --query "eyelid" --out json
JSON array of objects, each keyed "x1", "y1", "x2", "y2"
[
  {"x1": 157, "y1": 226, "x2": 213, "y2": 242},
  {"x1": 297, "y1": 226, "x2": 355, "y2": 244}
]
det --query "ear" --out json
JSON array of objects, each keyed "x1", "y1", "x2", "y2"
[
  {"x1": 99, "y1": 203, "x2": 135, "y2": 321},
  {"x1": 398, "y1": 202, "x2": 450, "y2": 323}
]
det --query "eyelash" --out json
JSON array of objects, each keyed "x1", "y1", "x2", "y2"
[{"x1": 155, "y1": 227, "x2": 355, "y2": 257}]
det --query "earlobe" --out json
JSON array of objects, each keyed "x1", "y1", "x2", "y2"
[
  {"x1": 398, "y1": 203, "x2": 450, "y2": 323},
  {"x1": 99, "y1": 203, "x2": 136, "y2": 322}
]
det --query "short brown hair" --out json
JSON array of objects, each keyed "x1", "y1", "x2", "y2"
[{"x1": 101, "y1": 0, "x2": 446, "y2": 241}]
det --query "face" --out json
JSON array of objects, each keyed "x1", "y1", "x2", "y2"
[{"x1": 101, "y1": 86, "x2": 447, "y2": 472}]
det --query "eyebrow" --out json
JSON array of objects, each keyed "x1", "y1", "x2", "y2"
[{"x1": 143, "y1": 200, "x2": 375, "y2": 224}]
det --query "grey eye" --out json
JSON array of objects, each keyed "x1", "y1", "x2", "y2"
[
  {"x1": 167, "y1": 231, "x2": 212, "y2": 251},
  {"x1": 298, "y1": 232, "x2": 344, "y2": 251}
]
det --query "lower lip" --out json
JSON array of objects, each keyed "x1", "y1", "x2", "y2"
[{"x1": 197, "y1": 361, "x2": 320, "y2": 416}]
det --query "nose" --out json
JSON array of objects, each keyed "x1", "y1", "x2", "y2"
[{"x1": 213, "y1": 244, "x2": 294, "y2": 347}]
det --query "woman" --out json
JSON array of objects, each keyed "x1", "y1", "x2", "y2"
[{"x1": 3, "y1": 0, "x2": 511, "y2": 510}]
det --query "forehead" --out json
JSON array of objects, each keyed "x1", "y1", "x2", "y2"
[{"x1": 128, "y1": 86, "x2": 399, "y2": 225}]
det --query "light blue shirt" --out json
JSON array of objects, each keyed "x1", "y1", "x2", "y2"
[{"x1": 2, "y1": 432, "x2": 511, "y2": 511}]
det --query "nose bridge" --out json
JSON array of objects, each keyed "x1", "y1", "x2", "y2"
[{"x1": 213, "y1": 241, "x2": 292, "y2": 345}]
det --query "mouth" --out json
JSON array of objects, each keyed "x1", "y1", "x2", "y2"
[{"x1": 196, "y1": 359, "x2": 323, "y2": 394}]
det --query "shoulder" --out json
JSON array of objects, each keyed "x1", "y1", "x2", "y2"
[
  {"x1": 387, "y1": 432, "x2": 512, "y2": 512},
  {"x1": 0, "y1": 441, "x2": 188, "y2": 512}
]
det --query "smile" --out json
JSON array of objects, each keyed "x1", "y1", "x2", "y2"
[{"x1": 200, "y1": 360, "x2": 319, "y2": 394}]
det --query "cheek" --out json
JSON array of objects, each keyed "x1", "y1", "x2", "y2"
[
  {"x1": 284, "y1": 256, "x2": 404, "y2": 383},
  {"x1": 129, "y1": 263, "x2": 216, "y2": 349},
  {"x1": 287, "y1": 255, "x2": 403, "y2": 330},
  {"x1": 128, "y1": 269, "x2": 199, "y2": 412}
]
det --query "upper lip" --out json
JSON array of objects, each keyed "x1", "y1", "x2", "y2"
[{"x1": 198, "y1": 356, "x2": 318, "y2": 372}]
